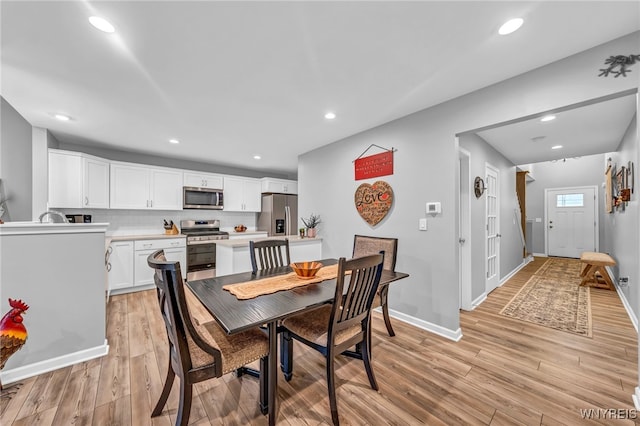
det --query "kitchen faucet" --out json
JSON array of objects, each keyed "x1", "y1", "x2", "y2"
[{"x1": 38, "y1": 210, "x2": 69, "y2": 223}]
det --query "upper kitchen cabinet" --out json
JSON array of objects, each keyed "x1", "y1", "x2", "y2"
[
  {"x1": 49, "y1": 149, "x2": 110, "y2": 209},
  {"x1": 110, "y1": 162, "x2": 183, "y2": 210},
  {"x1": 260, "y1": 178, "x2": 298, "y2": 194},
  {"x1": 223, "y1": 176, "x2": 261, "y2": 212},
  {"x1": 184, "y1": 172, "x2": 224, "y2": 189}
]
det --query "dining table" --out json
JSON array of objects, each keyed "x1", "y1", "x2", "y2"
[{"x1": 185, "y1": 258, "x2": 409, "y2": 425}]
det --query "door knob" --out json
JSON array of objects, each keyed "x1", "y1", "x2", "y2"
[
  {"x1": 496, "y1": 233, "x2": 502, "y2": 237},
  {"x1": 459, "y1": 238, "x2": 466, "y2": 244}
]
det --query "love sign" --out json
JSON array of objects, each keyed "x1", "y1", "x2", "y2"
[{"x1": 354, "y1": 181, "x2": 394, "y2": 226}]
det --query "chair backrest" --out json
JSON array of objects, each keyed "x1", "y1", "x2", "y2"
[
  {"x1": 147, "y1": 250, "x2": 222, "y2": 377},
  {"x1": 328, "y1": 254, "x2": 384, "y2": 344},
  {"x1": 249, "y1": 239, "x2": 291, "y2": 273},
  {"x1": 352, "y1": 235, "x2": 398, "y2": 271}
]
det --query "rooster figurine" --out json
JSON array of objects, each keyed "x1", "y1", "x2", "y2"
[{"x1": 0, "y1": 298, "x2": 29, "y2": 393}]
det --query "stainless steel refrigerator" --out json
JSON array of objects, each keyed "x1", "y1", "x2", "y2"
[{"x1": 257, "y1": 194, "x2": 298, "y2": 236}]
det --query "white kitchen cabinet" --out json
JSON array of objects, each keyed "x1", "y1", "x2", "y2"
[
  {"x1": 134, "y1": 238, "x2": 187, "y2": 286},
  {"x1": 48, "y1": 149, "x2": 110, "y2": 209},
  {"x1": 184, "y1": 172, "x2": 224, "y2": 189},
  {"x1": 110, "y1": 162, "x2": 183, "y2": 210},
  {"x1": 106, "y1": 241, "x2": 134, "y2": 292},
  {"x1": 260, "y1": 178, "x2": 298, "y2": 195},
  {"x1": 223, "y1": 176, "x2": 262, "y2": 212}
]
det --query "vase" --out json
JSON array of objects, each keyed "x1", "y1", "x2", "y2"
[{"x1": 307, "y1": 228, "x2": 317, "y2": 238}]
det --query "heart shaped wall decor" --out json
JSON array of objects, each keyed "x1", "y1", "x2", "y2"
[{"x1": 354, "y1": 181, "x2": 394, "y2": 226}]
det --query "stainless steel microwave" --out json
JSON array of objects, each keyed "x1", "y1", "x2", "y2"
[{"x1": 183, "y1": 187, "x2": 224, "y2": 210}]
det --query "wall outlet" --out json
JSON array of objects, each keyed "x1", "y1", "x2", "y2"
[
  {"x1": 419, "y1": 218, "x2": 427, "y2": 231},
  {"x1": 618, "y1": 277, "x2": 629, "y2": 287}
]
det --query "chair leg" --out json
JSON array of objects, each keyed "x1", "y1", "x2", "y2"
[
  {"x1": 152, "y1": 359, "x2": 175, "y2": 417},
  {"x1": 259, "y1": 356, "x2": 269, "y2": 415},
  {"x1": 379, "y1": 286, "x2": 395, "y2": 337},
  {"x1": 176, "y1": 381, "x2": 193, "y2": 426},
  {"x1": 361, "y1": 327, "x2": 379, "y2": 391},
  {"x1": 280, "y1": 330, "x2": 293, "y2": 381},
  {"x1": 326, "y1": 352, "x2": 340, "y2": 426}
]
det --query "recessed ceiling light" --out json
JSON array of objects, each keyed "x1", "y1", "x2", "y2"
[
  {"x1": 169, "y1": 139, "x2": 180, "y2": 144},
  {"x1": 498, "y1": 18, "x2": 523, "y2": 35},
  {"x1": 54, "y1": 113, "x2": 71, "y2": 121},
  {"x1": 540, "y1": 115, "x2": 556, "y2": 122},
  {"x1": 324, "y1": 112, "x2": 336, "y2": 120},
  {"x1": 253, "y1": 155, "x2": 261, "y2": 160},
  {"x1": 89, "y1": 16, "x2": 115, "y2": 33},
  {"x1": 551, "y1": 145, "x2": 563, "y2": 150}
]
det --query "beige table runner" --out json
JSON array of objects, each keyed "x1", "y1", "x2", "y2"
[{"x1": 223, "y1": 264, "x2": 342, "y2": 300}]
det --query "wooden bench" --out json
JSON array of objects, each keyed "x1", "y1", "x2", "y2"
[{"x1": 579, "y1": 252, "x2": 616, "y2": 290}]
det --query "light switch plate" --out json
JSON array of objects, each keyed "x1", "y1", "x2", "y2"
[{"x1": 419, "y1": 218, "x2": 427, "y2": 230}]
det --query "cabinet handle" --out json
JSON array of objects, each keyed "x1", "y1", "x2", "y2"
[
  {"x1": 85, "y1": 196, "x2": 89, "y2": 205},
  {"x1": 106, "y1": 262, "x2": 112, "y2": 272},
  {"x1": 150, "y1": 200, "x2": 153, "y2": 207},
  {"x1": 170, "y1": 241, "x2": 180, "y2": 246},
  {"x1": 143, "y1": 243, "x2": 152, "y2": 248}
]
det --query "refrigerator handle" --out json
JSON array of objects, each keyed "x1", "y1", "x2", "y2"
[{"x1": 285, "y1": 205, "x2": 290, "y2": 236}]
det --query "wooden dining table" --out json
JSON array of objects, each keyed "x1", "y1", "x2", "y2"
[{"x1": 185, "y1": 258, "x2": 409, "y2": 425}]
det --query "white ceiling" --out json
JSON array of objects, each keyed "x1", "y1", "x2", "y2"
[
  {"x1": 2, "y1": 1, "x2": 639, "y2": 176},
  {"x1": 477, "y1": 94, "x2": 638, "y2": 166}
]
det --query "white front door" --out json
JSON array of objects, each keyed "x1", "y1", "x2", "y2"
[
  {"x1": 546, "y1": 187, "x2": 597, "y2": 258},
  {"x1": 485, "y1": 164, "x2": 500, "y2": 293}
]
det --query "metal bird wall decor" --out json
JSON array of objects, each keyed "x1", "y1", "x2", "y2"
[{"x1": 598, "y1": 54, "x2": 640, "y2": 77}]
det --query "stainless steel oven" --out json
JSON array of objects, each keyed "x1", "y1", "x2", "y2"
[{"x1": 181, "y1": 219, "x2": 229, "y2": 280}]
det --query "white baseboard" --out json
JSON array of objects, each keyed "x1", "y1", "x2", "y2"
[
  {"x1": 634, "y1": 388, "x2": 640, "y2": 410},
  {"x1": 386, "y1": 308, "x2": 462, "y2": 342},
  {"x1": 0, "y1": 340, "x2": 109, "y2": 385},
  {"x1": 532, "y1": 253, "x2": 547, "y2": 257},
  {"x1": 470, "y1": 293, "x2": 487, "y2": 310},
  {"x1": 499, "y1": 257, "x2": 532, "y2": 287},
  {"x1": 609, "y1": 266, "x2": 638, "y2": 332}
]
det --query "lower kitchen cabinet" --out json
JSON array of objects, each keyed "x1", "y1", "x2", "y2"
[
  {"x1": 106, "y1": 241, "x2": 134, "y2": 292},
  {"x1": 107, "y1": 237, "x2": 186, "y2": 295}
]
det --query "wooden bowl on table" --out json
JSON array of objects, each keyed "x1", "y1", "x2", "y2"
[{"x1": 290, "y1": 261, "x2": 323, "y2": 279}]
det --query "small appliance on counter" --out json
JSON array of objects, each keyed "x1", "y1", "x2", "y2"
[{"x1": 65, "y1": 214, "x2": 92, "y2": 223}]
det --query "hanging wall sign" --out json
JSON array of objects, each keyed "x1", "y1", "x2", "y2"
[
  {"x1": 354, "y1": 181, "x2": 394, "y2": 226},
  {"x1": 353, "y1": 144, "x2": 395, "y2": 180}
]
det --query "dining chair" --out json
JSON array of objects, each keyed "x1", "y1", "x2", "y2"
[
  {"x1": 280, "y1": 254, "x2": 384, "y2": 426},
  {"x1": 249, "y1": 238, "x2": 291, "y2": 273},
  {"x1": 352, "y1": 234, "x2": 398, "y2": 336},
  {"x1": 147, "y1": 250, "x2": 270, "y2": 426}
]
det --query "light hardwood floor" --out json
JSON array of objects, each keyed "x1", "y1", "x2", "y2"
[{"x1": 1, "y1": 257, "x2": 638, "y2": 425}]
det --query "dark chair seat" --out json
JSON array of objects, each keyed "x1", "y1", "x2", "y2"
[
  {"x1": 280, "y1": 254, "x2": 384, "y2": 425},
  {"x1": 148, "y1": 249, "x2": 269, "y2": 426}
]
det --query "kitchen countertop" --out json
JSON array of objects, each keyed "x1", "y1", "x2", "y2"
[
  {"x1": 227, "y1": 230, "x2": 268, "y2": 237},
  {"x1": 106, "y1": 233, "x2": 186, "y2": 247},
  {"x1": 215, "y1": 235, "x2": 321, "y2": 248}
]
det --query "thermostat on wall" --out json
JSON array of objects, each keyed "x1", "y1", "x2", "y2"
[{"x1": 426, "y1": 202, "x2": 441, "y2": 215}]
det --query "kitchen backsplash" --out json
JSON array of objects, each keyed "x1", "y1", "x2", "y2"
[{"x1": 60, "y1": 208, "x2": 258, "y2": 236}]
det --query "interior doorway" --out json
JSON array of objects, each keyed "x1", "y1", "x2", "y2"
[
  {"x1": 545, "y1": 186, "x2": 598, "y2": 258},
  {"x1": 458, "y1": 147, "x2": 472, "y2": 310},
  {"x1": 485, "y1": 163, "x2": 500, "y2": 294}
]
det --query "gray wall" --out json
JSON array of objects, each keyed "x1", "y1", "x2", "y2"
[
  {"x1": 604, "y1": 113, "x2": 638, "y2": 319},
  {"x1": 1, "y1": 97, "x2": 32, "y2": 221},
  {"x1": 525, "y1": 153, "x2": 607, "y2": 255},
  {"x1": 459, "y1": 133, "x2": 521, "y2": 302},
  {"x1": 299, "y1": 32, "x2": 639, "y2": 334}
]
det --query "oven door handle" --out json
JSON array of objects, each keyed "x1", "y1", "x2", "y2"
[{"x1": 187, "y1": 239, "x2": 220, "y2": 246}]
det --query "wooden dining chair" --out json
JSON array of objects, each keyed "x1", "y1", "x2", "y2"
[
  {"x1": 352, "y1": 234, "x2": 398, "y2": 336},
  {"x1": 147, "y1": 250, "x2": 270, "y2": 426},
  {"x1": 280, "y1": 254, "x2": 384, "y2": 426},
  {"x1": 249, "y1": 238, "x2": 291, "y2": 273}
]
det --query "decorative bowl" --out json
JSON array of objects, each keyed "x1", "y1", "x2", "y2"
[
  {"x1": 234, "y1": 225, "x2": 247, "y2": 232},
  {"x1": 290, "y1": 261, "x2": 323, "y2": 279}
]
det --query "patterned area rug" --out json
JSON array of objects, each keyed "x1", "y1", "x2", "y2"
[{"x1": 500, "y1": 257, "x2": 592, "y2": 337}]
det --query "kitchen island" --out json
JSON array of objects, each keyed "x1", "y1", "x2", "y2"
[
  {"x1": 215, "y1": 235, "x2": 322, "y2": 276},
  {"x1": 0, "y1": 221, "x2": 109, "y2": 385}
]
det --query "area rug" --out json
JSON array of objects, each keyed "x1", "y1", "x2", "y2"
[{"x1": 500, "y1": 258, "x2": 592, "y2": 337}]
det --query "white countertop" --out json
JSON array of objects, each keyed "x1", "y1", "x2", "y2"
[
  {"x1": 215, "y1": 235, "x2": 321, "y2": 248},
  {"x1": 0, "y1": 221, "x2": 109, "y2": 235}
]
